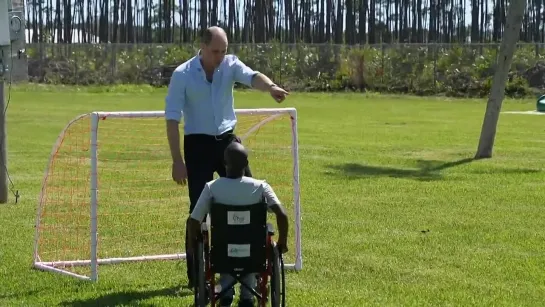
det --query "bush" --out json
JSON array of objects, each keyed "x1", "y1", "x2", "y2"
[{"x1": 25, "y1": 43, "x2": 545, "y2": 98}]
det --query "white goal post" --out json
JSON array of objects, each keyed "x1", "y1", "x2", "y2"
[{"x1": 33, "y1": 108, "x2": 302, "y2": 282}]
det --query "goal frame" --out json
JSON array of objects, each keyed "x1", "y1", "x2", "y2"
[{"x1": 33, "y1": 107, "x2": 302, "y2": 282}]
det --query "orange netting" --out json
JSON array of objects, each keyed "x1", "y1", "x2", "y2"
[{"x1": 34, "y1": 111, "x2": 298, "y2": 278}]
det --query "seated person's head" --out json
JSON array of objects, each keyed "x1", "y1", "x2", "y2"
[{"x1": 224, "y1": 142, "x2": 248, "y2": 177}]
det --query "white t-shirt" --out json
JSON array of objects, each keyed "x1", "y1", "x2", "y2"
[{"x1": 190, "y1": 176, "x2": 281, "y2": 222}]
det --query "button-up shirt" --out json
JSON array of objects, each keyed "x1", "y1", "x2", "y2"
[{"x1": 164, "y1": 52, "x2": 259, "y2": 136}]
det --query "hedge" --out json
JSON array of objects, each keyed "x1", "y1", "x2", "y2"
[{"x1": 25, "y1": 42, "x2": 545, "y2": 98}]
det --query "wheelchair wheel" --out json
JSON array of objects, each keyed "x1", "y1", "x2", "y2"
[
  {"x1": 193, "y1": 241, "x2": 207, "y2": 307},
  {"x1": 270, "y1": 243, "x2": 285, "y2": 307}
]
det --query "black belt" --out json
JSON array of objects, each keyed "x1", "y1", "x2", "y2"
[
  {"x1": 186, "y1": 129, "x2": 234, "y2": 141},
  {"x1": 213, "y1": 129, "x2": 234, "y2": 141}
]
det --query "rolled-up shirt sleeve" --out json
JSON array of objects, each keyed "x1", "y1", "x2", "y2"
[
  {"x1": 165, "y1": 70, "x2": 186, "y2": 122},
  {"x1": 233, "y1": 57, "x2": 259, "y2": 87}
]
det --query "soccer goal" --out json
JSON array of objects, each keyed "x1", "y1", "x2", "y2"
[{"x1": 33, "y1": 108, "x2": 302, "y2": 282}]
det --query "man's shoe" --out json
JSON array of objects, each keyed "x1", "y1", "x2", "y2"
[{"x1": 238, "y1": 299, "x2": 255, "y2": 307}]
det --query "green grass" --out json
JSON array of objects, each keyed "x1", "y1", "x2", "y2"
[{"x1": 2, "y1": 85, "x2": 545, "y2": 306}]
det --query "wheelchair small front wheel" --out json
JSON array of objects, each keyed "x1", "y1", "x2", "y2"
[{"x1": 269, "y1": 243, "x2": 285, "y2": 307}]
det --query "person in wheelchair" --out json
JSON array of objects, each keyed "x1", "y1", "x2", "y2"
[{"x1": 187, "y1": 142, "x2": 289, "y2": 307}]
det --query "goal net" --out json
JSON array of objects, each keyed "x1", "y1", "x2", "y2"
[{"x1": 33, "y1": 108, "x2": 301, "y2": 281}]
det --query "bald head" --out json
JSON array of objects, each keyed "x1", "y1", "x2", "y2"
[
  {"x1": 200, "y1": 26, "x2": 228, "y2": 70},
  {"x1": 224, "y1": 142, "x2": 249, "y2": 175},
  {"x1": 202, "y1": 26, "x2": 227, "y2": 45}
]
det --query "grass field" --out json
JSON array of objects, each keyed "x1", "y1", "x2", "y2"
[{"x1": 2, "y1": 84, "x2": 545, "y2": 306}]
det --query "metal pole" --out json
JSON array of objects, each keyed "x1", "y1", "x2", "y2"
[{"x1": 0, "y1": 79, "x2": 7, "y2": 203}]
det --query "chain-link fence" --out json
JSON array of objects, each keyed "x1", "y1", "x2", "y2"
[{"x1": 24, "y1": 43, "x2": 545, "y2": 96}]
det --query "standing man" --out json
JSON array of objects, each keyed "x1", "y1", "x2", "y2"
[{"x1": 165, "y1": 26, "x2": 289, "y2": 287}]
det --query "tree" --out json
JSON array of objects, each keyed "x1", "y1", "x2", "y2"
[{"x1": 474, "y1": 0, "x2": 528, "y2": 159}]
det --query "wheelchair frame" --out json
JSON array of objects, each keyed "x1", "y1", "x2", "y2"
[{"x1": 192, "y1": 203, "x2": 286, "y2": 307}]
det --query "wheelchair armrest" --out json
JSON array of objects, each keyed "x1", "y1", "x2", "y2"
[{"x1": 267, "y1": 223, "x2": 275, "y2": 236}]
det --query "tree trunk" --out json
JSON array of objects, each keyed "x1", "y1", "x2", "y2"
[{"x1": 475, "y1": 0, "x2": 528, "y2": 159}]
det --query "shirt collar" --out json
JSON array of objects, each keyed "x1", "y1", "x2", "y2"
[
  {"x1": 192, "y1": 50, "x2": 204, "y2": 72},
  {"x1": 193, "y1": 50, "x2": 224, "y2": 74}
]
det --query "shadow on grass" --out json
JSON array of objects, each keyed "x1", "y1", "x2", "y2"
[
  {"x1": 326, "y1": 158, "x2": 541, "y2": 181},
  {"x1": 60, "y1": 286, "x2": 191, "y2": 307}
]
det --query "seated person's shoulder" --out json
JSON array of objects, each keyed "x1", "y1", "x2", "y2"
[
  {"x1": 207, "y1": 177, "x2": 281, "y2": 206},
  {"x1": 248, "y1": 177, "x2": 281, "y2": 206},
  {"x1": 241, "y1": 177, "x2": 276, "y2": 192},
  {"x1": 206, "y1": 178, "x2": 220, "y2": 187},
  {"x1": 240, "y1": 176, "x2": 266, "y2": 186},
  {"x1": 212, "y1": 176, "x2": 264, "y2": 186}
]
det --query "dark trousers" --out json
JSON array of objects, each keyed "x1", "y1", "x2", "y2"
[{"x1": 184, "y1": 130, "x2": 252, "y2": 284}]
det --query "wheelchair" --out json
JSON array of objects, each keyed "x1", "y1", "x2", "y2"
[{"x1": 192, "y1": 202, "x2": 286, "y2": 307}]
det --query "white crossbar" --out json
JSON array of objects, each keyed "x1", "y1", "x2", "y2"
[{"x1": 93, "y1": 108, "x2": 297, "y2": 119}]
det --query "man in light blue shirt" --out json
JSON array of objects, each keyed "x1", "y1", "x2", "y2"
[{"x1": 164, "y1": 26, "x2": 289, "y2": 291}]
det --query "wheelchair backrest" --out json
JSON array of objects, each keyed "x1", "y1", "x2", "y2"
[{"x1": 209, "y1": 202, "x2": 269, "y2": 275}]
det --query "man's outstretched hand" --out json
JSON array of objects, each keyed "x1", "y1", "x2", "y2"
[
  {"x1": 270, "y1": 85, "x2": 289, "y2": 103},
  {"x1": 172, "y1": 160, "x2": 188, "y2": 185}
]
